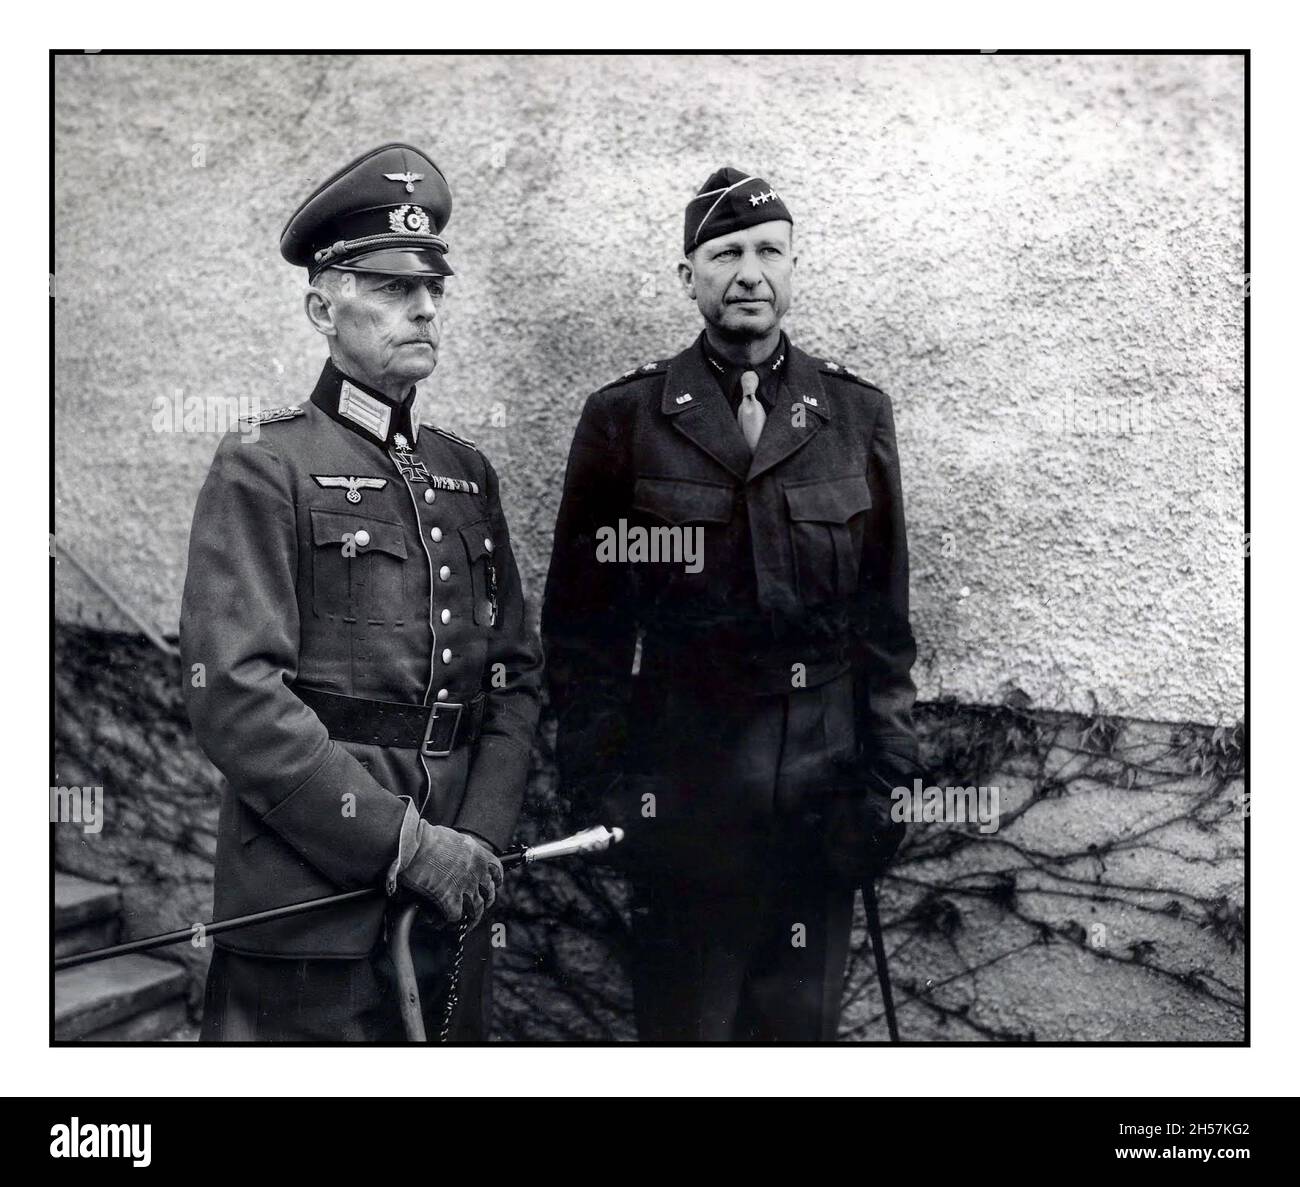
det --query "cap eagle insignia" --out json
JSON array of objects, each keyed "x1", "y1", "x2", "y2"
[{"x1": 383, "y1": 171, "x2": 425, "y2": 193}]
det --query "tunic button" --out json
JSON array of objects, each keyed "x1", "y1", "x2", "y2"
[
  {"x1": 353, "y1": 529, "x2": 370, "y2": 548},
  {"x1": 440, "y1": 609, "x2": 451, "y2": 624},
  {"x1": 436, "y1": 688, "x2": 449, "y2": 702},
  {"x1": 439, "y1": 565, "x2": 451, "y2": 581},
  {"x1": 484, "y1": 537, "x2": 494, "y2": 553},
  {"x1": 423, "y1": 489, "x2": 435, "y2": 504},
  {"x1": 430, "y1": 527, "x2": 443, "y2": 542},
  {"x1": 442, "y1": 648, "x2": 452, "y2": 663}
]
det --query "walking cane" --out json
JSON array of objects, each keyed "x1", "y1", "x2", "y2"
[{"x1": 861, "y1": 878, "x2": 901, "y2": 1043}]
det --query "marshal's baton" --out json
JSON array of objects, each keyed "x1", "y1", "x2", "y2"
[{"x1": 54, "y1": 825, "x2": 624, "y2": 975}]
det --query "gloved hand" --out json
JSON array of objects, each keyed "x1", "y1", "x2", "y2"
[
  {"x1": 397, "y1": 822, "x2": 503, "y2": 929},
  {"x1": 821, "y1": 781, "x2": 907, "y2": 884}
]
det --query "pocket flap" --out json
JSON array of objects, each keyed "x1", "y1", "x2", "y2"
[
  {"x1": 309, "y1": 507, "x2": 408, "y2": 559},
  {"x1": 459, "y1": 519, "x2": 496, "y2": 560},
  {"x1": 632, "y1": 476, "x2": 736, "y2": 525},
  {"x1": 784, "y1": 474, "x2": 871, "y2": 524}
]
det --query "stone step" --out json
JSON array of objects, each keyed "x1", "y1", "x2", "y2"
[
  {"x1": 83, "y1": 997, "x2": 190, "y2": 1042},
  {"x1": 54, "y1": 915, "x2": 120, "y2": 960},
  {"x1": 55, "y1": 955, "x2": 188, "y2": 1041},
  {"x1": 54, "y1": 872, "x2": 120, "y2": 932}
]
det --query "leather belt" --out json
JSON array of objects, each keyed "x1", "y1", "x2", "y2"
[{"x1": 293, "y1": 685, "x2": 485, "y2": 758}]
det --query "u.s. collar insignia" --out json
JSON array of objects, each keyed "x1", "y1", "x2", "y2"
[
  {"x1": 802, "y1": 394, "x2": 819, "y2": 407},
  {"x1": 313, "y1": 475, "x2": 389, "y2": 504},
  {"x1": 389, "y1": 204, "x2": 432, "y2": 235},
  {"x1": 675, "y1": 393, "x2": 693, "y2": 405},
  {"x1": 384, "y1": 171, "x2": 425, "y2": 194}
]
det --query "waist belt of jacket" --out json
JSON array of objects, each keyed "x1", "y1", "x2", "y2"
[
  {"x1": 638, "y1": 638, "x2": 851, "y2": 696},
  {"x1": 292, "y1": 685, "x2": 486, "y2": 758}
]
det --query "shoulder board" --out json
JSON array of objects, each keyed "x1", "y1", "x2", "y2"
[
  {"x1": 818, "y1": 359, "x2": 880, "y2": 390},
  {"x1": 430, "y1": 425, "x2": 479, "y2": 451},
  {"x1": 598, "y1": 360, "x2": 668, "y2": 391},
  {"x1": 240, "y1": 405, "x2": 305, "y2": 426}
]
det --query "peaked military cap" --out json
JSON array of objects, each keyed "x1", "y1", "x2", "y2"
[
  {"x1": 281, "y1": 143, "x2": 454, "y2": 279},
  {"x1": 684, "y1": 166, "x2": 793, "y2": 256}
]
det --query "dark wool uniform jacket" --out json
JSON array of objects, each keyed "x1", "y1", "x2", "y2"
[
  {"x1": 542, "y1": 334, "x2": 918, "y2": 869},
  {"x1": 181, "y1": 360, "x2": 542, "y2": 958}
]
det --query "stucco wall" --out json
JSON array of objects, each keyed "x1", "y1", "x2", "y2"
[{"x1": 53, "y1": 52, "x2": 1245, "y2": 723}]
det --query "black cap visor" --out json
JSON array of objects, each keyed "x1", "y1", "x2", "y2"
[{"x1": 324, "y1": 244, "x2": 453, "y2": 278}]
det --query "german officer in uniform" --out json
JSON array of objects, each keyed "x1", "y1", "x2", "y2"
[
  {"x1": 181, "y1": 144, "x2": 542, "y2": 1041},
  {"x1": 542, "y1": 168, "x2": 917, "y2": 1041}
]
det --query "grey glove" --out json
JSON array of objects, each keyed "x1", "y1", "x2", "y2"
[{"x1": 397, "y1": 822, "x2": 503, "y2": 930}]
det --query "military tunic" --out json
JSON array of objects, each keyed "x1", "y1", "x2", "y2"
[
  {"x1": 181, "y1": 358, "x2": 542, "y2": 1036},
  {"x1": 542, "y1": 332, "x2": 917, "y2": 1041}
]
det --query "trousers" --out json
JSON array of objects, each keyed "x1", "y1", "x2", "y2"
[
  {"x1": 628, "y1": 824, "x2": 854, "y2": 1042},
  {"x1": 199, "y1": 908, "x2": 493, "y2": 1042}
]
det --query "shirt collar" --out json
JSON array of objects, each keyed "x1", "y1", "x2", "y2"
[
  {"x1": 309, "y1": 357, "x2": 421, "y2": 448},
  {"x1": 699, "y1": 331, "x2": 788, "y2": 402}
]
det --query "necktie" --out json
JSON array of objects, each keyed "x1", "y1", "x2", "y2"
[{"x1": 737, "y1": 369, "x2": 766, "y2": 452}]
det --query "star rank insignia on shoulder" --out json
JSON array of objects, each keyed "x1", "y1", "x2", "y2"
[
  {"x1": 818, "y1": 359, "x2": 879, "y2": 390},
  {"x1": 601, "y1": 360, "x2": 666, "y2": 391},
  {"x1": 240, "y1": 405, "x2": 305, "y2": 426}
]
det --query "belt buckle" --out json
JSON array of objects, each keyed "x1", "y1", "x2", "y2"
[{"x1": 421, "y1": 701, "x2": 464, "y2": 759}]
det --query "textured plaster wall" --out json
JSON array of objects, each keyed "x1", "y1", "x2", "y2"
[{"x1": 53, "y1": 53, "x2": 1245, "y2": 723}]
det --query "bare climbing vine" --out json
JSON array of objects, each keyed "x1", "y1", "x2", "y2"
[{"x1": 54, "y1": 625, "x2": 1245, "y2": 1042}]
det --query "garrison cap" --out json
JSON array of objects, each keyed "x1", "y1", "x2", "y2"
[
  {"x1": 684, "y1": 166, "x2": 793, "y2": 257},
  {"x1": 281, "y1": 143, "x2": 454, "y2": 279}
]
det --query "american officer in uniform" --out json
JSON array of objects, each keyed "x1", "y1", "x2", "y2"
[
  {"x1": 542, "y1": 167, "x2": 917, "y2": 1041},
  {"x1": 181, "y1": 143, "x2": 543, "y2": 1041}
]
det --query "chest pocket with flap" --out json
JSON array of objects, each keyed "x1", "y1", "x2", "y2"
[
  {"x1": 632, "y1": 476, "x2": 736, "y2": 525},
  {"x1": 309, "y1": 507, "x2": 408, "y2": 622},
  {"x1": 459, "y1": 519, "x2": 499, "y2": 627},
  {"x1": 783, "y1": 473, "x2": 872, "y2": 605}
]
